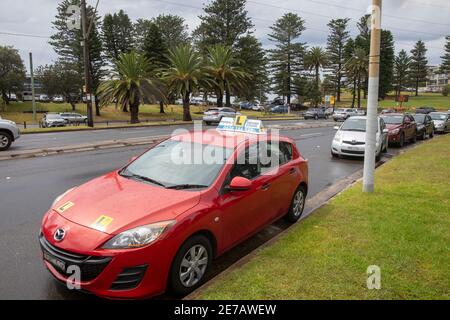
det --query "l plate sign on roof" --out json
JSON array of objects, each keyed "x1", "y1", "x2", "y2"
[{"x1": 217, "y1": 116, "x2": 265, "y2": 135}]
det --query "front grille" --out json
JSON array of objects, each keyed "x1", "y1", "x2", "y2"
[
  {"x1": 341, "y1": 149, "x2": 365, "y2": 155},
  {"x1": 110, "y1": 265, "x2": 148, "y2": 291},
  {"x1": 39, "y1": 234, "x2": 112, "y2": 282},
  {"x1": 343, "y1": 141, "x2": 365, "y2": 146}
]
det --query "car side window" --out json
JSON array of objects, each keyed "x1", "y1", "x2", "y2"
[
  {"x1": 229, "y1": 144, "x2": 260, "y2": 181},
  {"x1": 279, "y1": 142, "x2": 293, "y2": 164}
]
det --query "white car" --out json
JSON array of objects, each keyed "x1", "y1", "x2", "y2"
[
  {"x1": 333, "y1": 108, "x2": 358, "y2": 121},
  {"x1": 53, "y1": 95, "x2": 64, "y2": 103},
  {"x1": 331, "y1": 116, "x2": 389, "y2": 161},
  {"x1": 0, "y1": 117, "x2": 20, "y2": 151},
  {"x1": 203, "y1": 107, "x2": 241, "y2": 125},
  {"x1": 252, "y1": 103, "x2": 265, "y2": 111}
]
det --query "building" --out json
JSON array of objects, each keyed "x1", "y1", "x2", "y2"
[{"x1": 425, "y1": 66, "x2": 449, "y2": 92}]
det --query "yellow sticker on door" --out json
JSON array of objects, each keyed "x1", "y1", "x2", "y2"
[
  {"x1": 91, "y1": 215, "x2": 114, "y2": 232},
  {"x1": 56, "y1": 201, "x2": 74, "y2": 214}
]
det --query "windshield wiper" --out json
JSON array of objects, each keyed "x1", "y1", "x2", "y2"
[
  {"x1": 166, "y1": 184, "x2": 208, "y2": 190},
  {"x1": 120, "y1": 170, "x2": 167, "y2": 188}
]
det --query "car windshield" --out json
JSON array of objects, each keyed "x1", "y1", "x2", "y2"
[
  {"x1": 340, "y1": 118, "x2": 370, "y2": 132},
  {"x1": 430, "y1": 113, "x2": 447, "y2": 120},
  {"x1": 381, "y1": 115, "x2": 403, "y2": 124},
  {"x1": 413, "y1": 114, "x2": 425, "y2": 123},
  {"x1": 121, "y1": 140, "x2": 233, "y2": 189},
  {"x1": 46, "y1": 114, "x2": 63, "y2": 119}
]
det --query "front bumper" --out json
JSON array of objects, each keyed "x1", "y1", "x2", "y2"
[
  {"x1": 203, "y1": 116, "x2": 221, "y2": 123},
  {"x1": 332, "y1": 141, "x2": 381, "y2": 158},
  {"x1": 39, "y1": 211, "x2": 175, "y2": 299},
  {"x1": 434, "y1": 126, "x2": 445, "y2": 133},
  {"x1": 333, "y1": 115, "x2": 346, "y2": 121},
  {"x1": 388, "y1": 133, "x2": 401, "y2": 143}
]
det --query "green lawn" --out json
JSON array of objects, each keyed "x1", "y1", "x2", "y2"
[
  {"x1": 0, "y1": 102, "x2": 296, "y2": 125},
  {"x1": 197, "y1": 135, "x2": 450, "y2": 300},
  {"x1": 337, "y1": 92, "x2": 450, "y2": 111}
]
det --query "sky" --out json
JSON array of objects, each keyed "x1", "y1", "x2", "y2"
[{"x1": 1, "y1": 0, "x2": 449, "y2": 72}]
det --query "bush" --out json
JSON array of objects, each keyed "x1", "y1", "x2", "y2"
[{"x1": 442, "y1": 85, "x2": 450, "y2": 96}]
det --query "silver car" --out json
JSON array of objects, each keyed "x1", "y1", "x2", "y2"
[
  {"x1": 60, "y1": 112, "x2": 87, "y2": 124},
  {"x1": 331, "y1": 116, "x2": 389, "y2": 161},
  {"x1": 429, "y1": 112, "x2": 450, "y2": 133},
  {"x1": 0, "y1": 117, "x2": 20, "y2": 151},
  {"x1": 203, "y1": 107, "x2": 241, "y2": 125},
  {"x1": 41, "y1": 113, "x2": 67, "y2": 128},
  {"x1": 333, "y1": 108, "x2": 358, "y2": 122}
]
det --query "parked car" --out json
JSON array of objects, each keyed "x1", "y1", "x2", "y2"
[
  {"x1": 53, "y1": 95, "x2": 65, "y2": 103},
  {"x1": 203, "y1": 107, "x2": 240, "y2": 125},
  {"x1": 380, "y1": 113, "x2": 417, "y2": 147},
  {"x1": 333, "y1": 108, "x2": 358, "y2": 122},
  {"x1": 239, "y1": 102, "x2": 254, "y2": 110},
  {"x1": 0, "y1": 117, "x2": 20, "y2": 151},
  {"x1": 415, "y1": 106, "x2": 436, "y2": 114},
  {"x1": 7, "y1": 93, "x2": 17, "y2": 102},
  {"x1": 38, "y1": 94, "x2": 50, "y2": 103},
  {"x1": 41, "y1": 113, "x2": 67, "y2": 128},
  {"x1": 59, "y1": 113, "x2": 88, "y2": 124},
  {"x1": 39, "y1": 130, "x2": 309, "y2": 299},
  {"x1": 429, "y1": 112, "x2": 450, "y2": 133},
  {"x1": 290, "y1": 103, "x2": 306, "y2": 111},
  {"x1": 270, "y1": 105, "x2": 289, "y2": 114},
  {"x1": 252, "y1": 103, "x2": 265, "y2": 112},
  {"x1": 355, "y1": 108, "x2": 367, "y2": 116},
  {"x1": 381, "y1": 109, "x2": 396, "y2": 115},
  {"x1": 324, "y1": 107, "x2": 334, "y2": 117},
  {"x1": 412, "y1": 114, "x2": 435, "y2": 140},
  {"x1": 304, "y1": 108, "x2": 327, "y2": 120},
  {"x1": 331, "y1": 116, "x2": 388, "y2": 161}
]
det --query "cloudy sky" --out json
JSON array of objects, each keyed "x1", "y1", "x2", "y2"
[{"x1": 1, "y1": 0, "x2": 449, "y2": 71}]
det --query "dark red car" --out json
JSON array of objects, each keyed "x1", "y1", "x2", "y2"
[{"x1": 380, "y1": 114, "x2": 417, "y2": 147}]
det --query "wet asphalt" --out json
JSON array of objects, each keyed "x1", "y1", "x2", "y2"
[{"x1": 0, "y1": 124, "x2": 366, "y2": 299}]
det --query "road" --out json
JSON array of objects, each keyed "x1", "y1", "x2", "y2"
[
  {"x1": 0, "y1": 125, "x2": 365, "y2": 299},
  {"x1": 10, "y1": 119, "x2": 331, "y2": 151}
]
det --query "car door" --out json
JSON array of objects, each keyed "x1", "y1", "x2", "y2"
[
  {"x1": 218, "y1": 143, "x2": 275, "y2": 250},
  {"x1": 403, "y1": 115, "x2": 413, "y2": 140},
  {"x1": 379, "y1": 118, "x2": 388, "y2": 149}
]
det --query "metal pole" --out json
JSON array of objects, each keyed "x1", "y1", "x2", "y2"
[
  {"x1": 363, "y1": 0, "x2": 382, "y2": 193},
  {"x1": 81, "y1": 0, "x2": 94, "y2": 127},
  {"x1": 29, "y1": 52, "x2": 37, "y2": 123}
]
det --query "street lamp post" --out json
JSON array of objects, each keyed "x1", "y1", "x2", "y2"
[
  {"x1": 80, "y1": 0, "x2": 94, "y2": 127},
  {"x1": 363, "y1": 0, "x2": 382, "y2": 193}
]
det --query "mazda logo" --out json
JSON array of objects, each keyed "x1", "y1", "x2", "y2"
[{"x1": 54, "y1": 228, "x2": 66, "y2": 242}]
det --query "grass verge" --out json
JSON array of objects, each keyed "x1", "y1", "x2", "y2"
[{"x1": 197, "y1": 135, "x2": 450, "y2": 300}]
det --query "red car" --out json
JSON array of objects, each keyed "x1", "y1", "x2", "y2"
[
  {"x1": 39, "y1": 130, "x2": 308, "y2": 299},
  {"x1": 380, "y1": 113, "x2": 417, "y2": 147}
]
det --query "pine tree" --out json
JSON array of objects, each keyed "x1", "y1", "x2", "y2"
[
  {"x1": 268, "y1": 13, "x2": 306, "y2": 104},
  {"x1": 440, "y1": 36, "x2": 450, "y2": 73},
  {"x1": 410, "y1": 40, "x2": 429, "y2": 96},
  {"x1": 153, "y1": 14, "x2": 189, "y2": 48},
  {"x1": 143, "y1": 23, "x2": 169, "y2": 69},
  {"x1": 326, "y1": 18, "x2": 350, "y2": 102},
  {"x1": 102, "y1": 10, "x2": 133, "y2": 63},
  {"x1": 394, "y1": 50, "x2": 411, "y2": 99},
  {"x1": 379, "y1": 30, "x2": 395, "y2": 99}
]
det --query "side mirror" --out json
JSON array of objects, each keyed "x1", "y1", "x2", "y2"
[
  {"x1": 333, "y1": 126, "x2": 340, "y2": 130},
  {"x1": 383, "y1": 129, "x2": 389, "y2": 134},
  {"x1": 227, "y1": 177, "x2": 252, "y2": 192}
]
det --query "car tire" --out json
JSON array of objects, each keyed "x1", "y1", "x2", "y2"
[
  {"x1": 430, "y1": 130, "x2": 434, "y2": 139},
  {"x1": 0, "y1": 132, "x2": 13, "y2": 151},
  {"x1": 411, "y1": 133, "x2": 417, "y2": 144},
  {"x1": 284, "y1": 185, "x2": 307, "y2": 223},
  {"x1": 204, "y1": 121, "x2": 211, "y2": 126},
  {"x1": 314, "y1": 115, "x2": 318, "y2": 120},
  {"x1": 376, "y1": 149, "x2": 382, "y2": 162},
  {"x1": 399, "y1": 133, "x2": 405, "y2": 148},
  {"x1": 421, "y1": 131, "x2": 426, "y2": 140},
  {"x1": 169, "y1": 235, "x2": 213, "y2": 296},
  {"x1": 331, "y1": 150, "x2": 339, "y2": 158}
]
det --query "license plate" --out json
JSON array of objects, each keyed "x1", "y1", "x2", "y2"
[{"x1": 43, "y1": 251, "x2": 66, "y2": 273}]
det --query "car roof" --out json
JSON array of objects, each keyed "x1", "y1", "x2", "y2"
[
  {"x1": 170, "y1": 130, "x2": 290, "y2": 149},
  {"x1": 380, "y1": 113, "x2": 404, "y2": 116}
]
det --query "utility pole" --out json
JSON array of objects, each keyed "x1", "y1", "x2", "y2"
[
  {"x1": 363, "y1": 0, "x2": 382, "y2": 193},
  {"x1": 80, "y1": 0, "x2": 94, "y2": 127},
  {"x1": 29, "y1": 52, "x2": 37, "y2": 123}
]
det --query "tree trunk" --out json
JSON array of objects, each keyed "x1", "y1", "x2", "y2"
[
  {"x1": 130, "y1": 93, "x2": 140, "y2": 124},
  {"x1": 183, "y1": 92, "x2": 192, "y2": 122},
  {"x1": 225, "y1": 89, "x2": 231, "y2": 108},
  {"x1": 122, "y1": 101, "x2": 128, "y2": 112},
  {"x1": 2, "y1": 91, "x2": 10, "y2": 105},
  {"x1": 357, "y1": 74, "x2": 362, "y2": 108},
  {"x1": 351, "y1": 77, "x2": 357, "y2": 108},
  {"x1": 216, "y1": 90, "x2": 223, "y2": 108},
  {"x1": 415, "y1": 78, "x2": 419, "y2": 96},
  {"x1": 95, "y1": 96, "x2": 101, "y2": 116},
  {"x1": 159, "y1": 101, "x2": 165, "y2": 114}
]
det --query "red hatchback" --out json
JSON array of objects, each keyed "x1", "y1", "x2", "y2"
[
  {"x1": 39, "y1": 130, "x2": 308, "y2": 299},
  {"x1": 380, "y1": 113, "x2": 417, "y2": 147}
]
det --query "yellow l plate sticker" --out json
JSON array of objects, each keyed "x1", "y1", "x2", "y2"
[
  {"x1": 91, "y1": 215, "x2": 114, "y2": 232},
  {"x1": 56, "y1": 201, "x2": 74, "y2": 214},
  {"x1": 234, "y1": 115, "x2": 247, "y2": 127}
]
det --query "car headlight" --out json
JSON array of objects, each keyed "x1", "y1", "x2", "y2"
[
  {"x1": 52, "y1": 187, "x2": 76, "y2": 207},
  {"x1": 333, "y1": 133, "x2": 342, "y2": 143},
  {"x1": 417, "y1": 124, "x2": 424, "y2": 130},
  {"x1": 102, "y1": 221, "x2": 176, "y2": 249},
  {"x1": 436, "y1": 123, "x2": 444, "y2": 128}
]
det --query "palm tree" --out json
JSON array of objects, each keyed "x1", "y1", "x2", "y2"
[
  {"x1": 97, "y1": 52, "x2": 165, "y2": 124},
  {"x1": 163, "y1": 45, "x2": 209, "y2": 121},
  {"x1": 304, "y1": 47, "x2": 329, "y2": 90},
  {"x1": 346, "y1": 48, "x2": 368, "y2": 108},
  {"x1": 206, "y1": 45, "x2": 248, "y2": 108}
]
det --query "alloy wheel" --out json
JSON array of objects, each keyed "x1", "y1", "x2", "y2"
[
  {"x1": 293, "y1": 190, "x2": 305, "y2": 217},
  {"x1": 0, "y1": 134, "x2": 9, "y2": 148},
  {"x1": 179, "y1": 244, "x2": 208, "y2": 288}
]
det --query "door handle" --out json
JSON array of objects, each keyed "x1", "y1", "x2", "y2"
[{"x1": 261, "y1": 183, "x2": 271, "y2": 191}]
